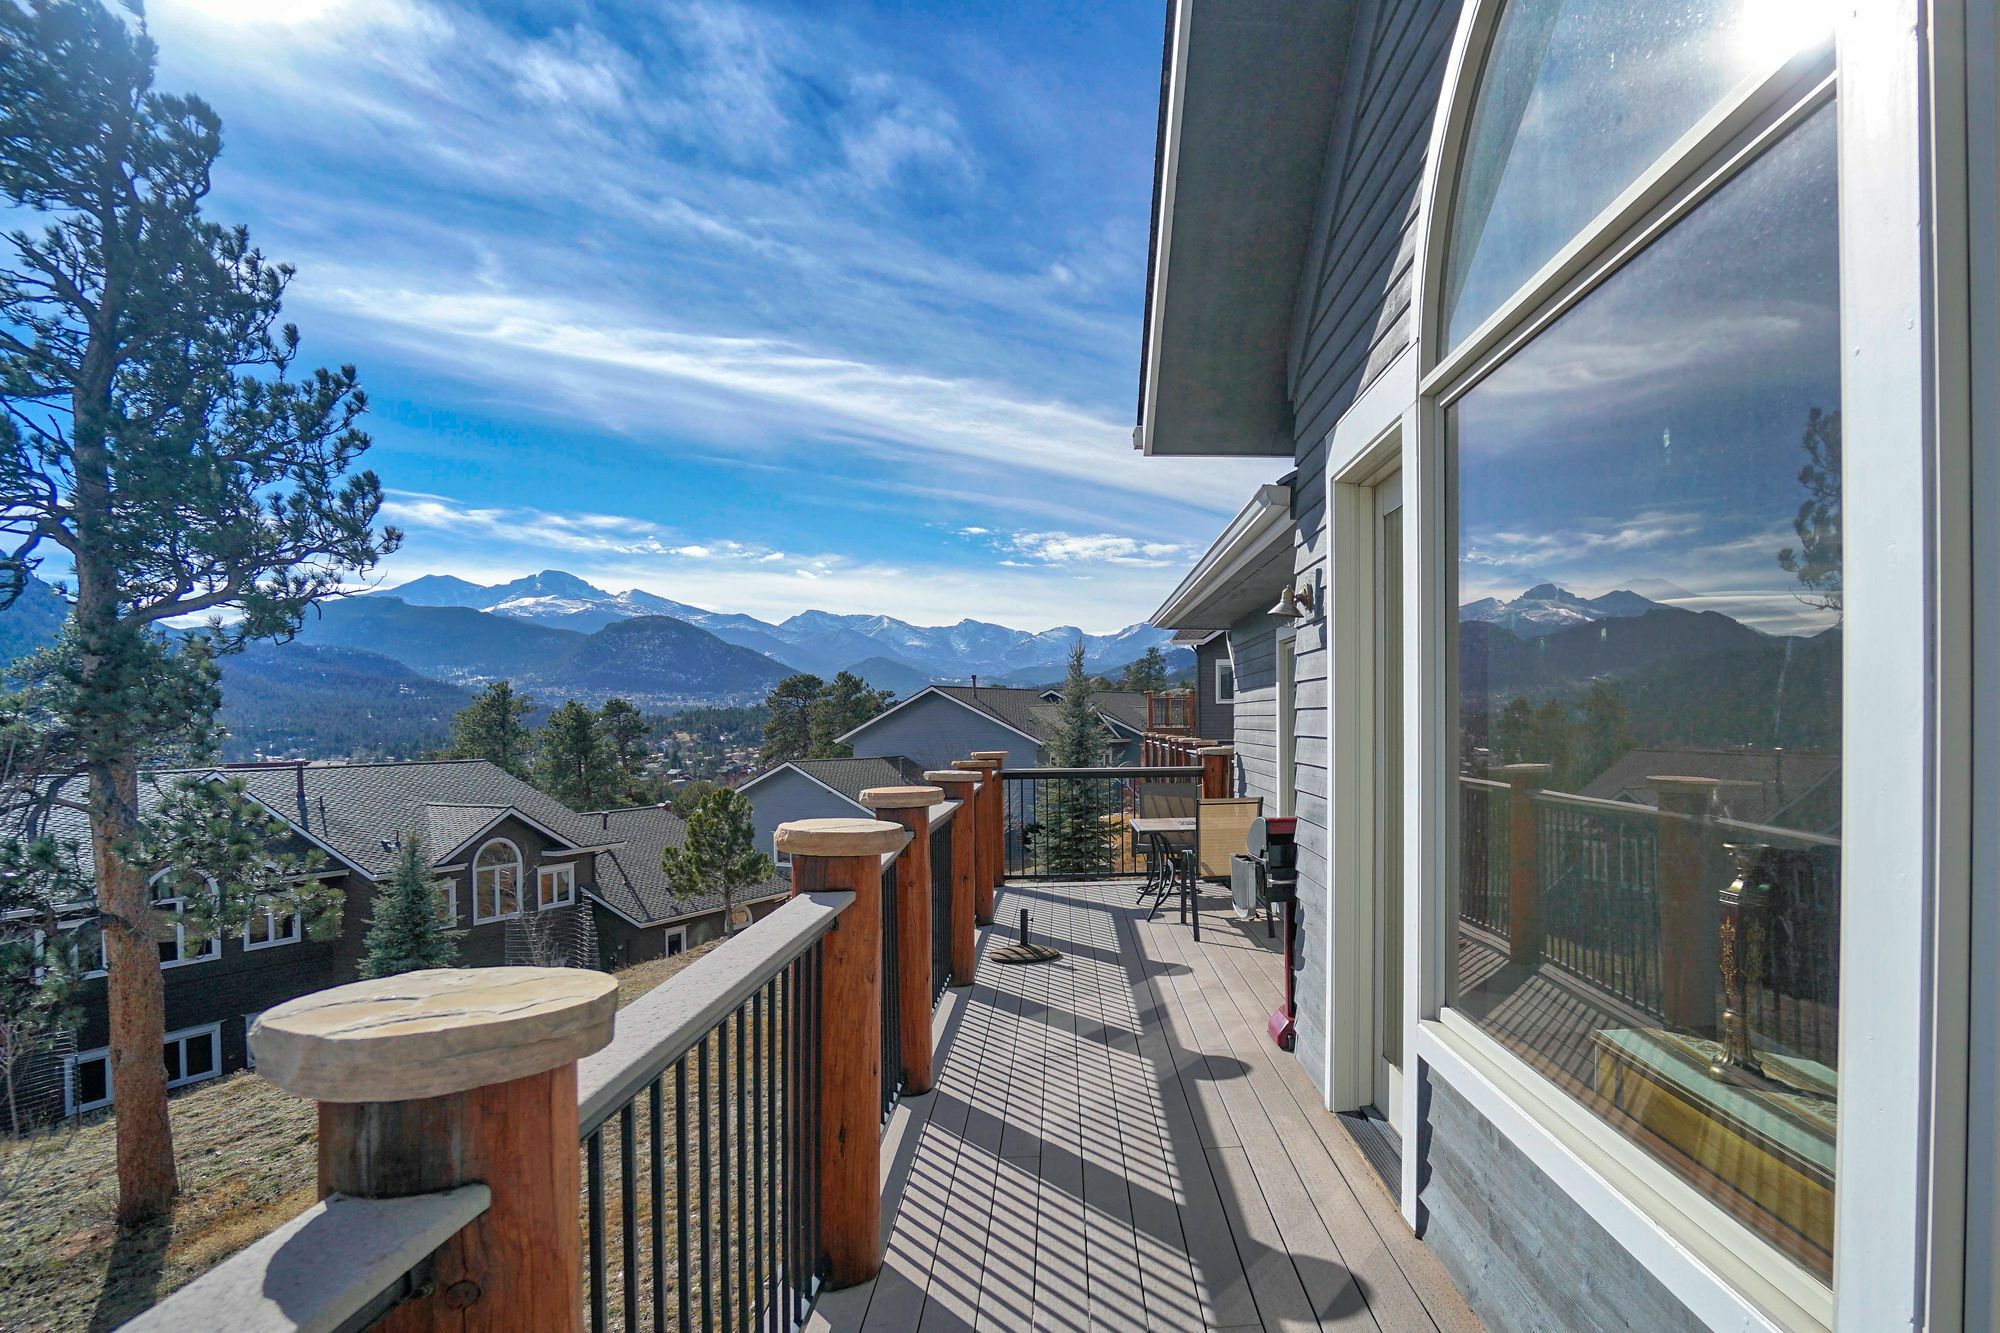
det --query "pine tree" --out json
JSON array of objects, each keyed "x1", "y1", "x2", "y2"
[
  {"x1": 361, "y1": 834, "x2": 460, "y2": 979},
  {"x1": 758, "y1": 673, "x2": 823, "y2": 766},
  {"x1": 662, "y1": 787, "x2": 772, "y2": 936},
  {"x1": 1042, "y1": 642, "x2": 1114, "y2": 876},
  {"x1": 598, "y1": 698, "x2": 649, "y2": 785},
  {"x1": 806, "y1": 670, "x2": 893, "y2": 759},
  {"x1": 0, "y1": 1, "x2": 395, "y2": 1221},
  {"x1": 448, "y1": 681, "x2": 535, "y2": 777},
  {"x1": 1120, "y1": 646, "x2": 1170, "y2": 693},
  {"x1": 538, "y1": 700, "x2": 611, "y2": 809}
]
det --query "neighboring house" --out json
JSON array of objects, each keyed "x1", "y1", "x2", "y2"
[
  {"x1": 7, "y1": 759, "x2": 774, "y2": 1122},
  {"x1": 738, "y1": 755, "x2": 929, "y2": 869},
  {"x1": 1135, "y1": 2, "x2": 1980, "y2": 1329},
  {"x1": 838, "y1": 684, "x2": 1144, "y2": 770},
  {"x1": 583, "y1": 804, "x2": 789, "y2": 967}
]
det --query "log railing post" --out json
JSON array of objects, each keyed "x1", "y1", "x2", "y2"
[
  {"x1": 862, "y1": 785, "x2": 944, "y2": 1096},
  {"x1": 1651, "y1": 776, "x2": 1723, "y2": 1035},
  {"x1": 953, "y1": 755, "x2": 1005, "y2": 923},
  {"x1": 926, "y1": 770, "x2": 982, "y2": 985},
  {"x1": 250, "y1": 968, "x2": 618, "y2": 1333},
  {"x1": 1198, "y1": 745, "x2": 1234, "y2": 800},
  {"x1": 1492, "y1": 763, "x2": 1551, "y2": 966},
  {"x1": 776, "y1": 817, "x2": 908, "y2": 1287}
]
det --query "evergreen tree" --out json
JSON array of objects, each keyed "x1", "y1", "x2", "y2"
[
  {"x1": 806, "y1": 670, "x2": 893, "y2": 759},
  {"x1": 758, "y1": 673, "x2": 823, "y2": 766},
  {"x1": 448, "y1": 681, "x2": 535, "y2": 777},
  {"x1": 599, "y1": 697, "x2": 649, "y2": 777},
  {"x1": 1042, "y1": 642, "x2": 1114, "y2": 876},
  {"x1": 1778, "y1": 406, "x2": 1842, "y2": 614},
  {"x1": 662, "y1": 787, "x2": 772, "y2": 936},
  {"x1": 0, "y1": 1, "x2": 395, "y2": 1220},
  {"x1": 669, "y1": 778, "x2": 722, "y2": 816},
  {"x1": 360, "y1": 834, "x2": 460, "y2": 978},
  {"x1": 1575, "y1": 680, "x2": 1637, "y2": 788},
  {"x1": 538, "y1": 700, "x2": 611, "y2": 809},
  {"x1": 1120, "y1": 646, "x2": 1170, "y2": 693}
]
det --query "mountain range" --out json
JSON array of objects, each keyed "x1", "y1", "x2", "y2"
[
  {"x1": 1460, "y1": 582, "x2": 1670, "y2": 638},
  {"x1": 375, "y1": 569, "x2": 1184, "y2": 686}
]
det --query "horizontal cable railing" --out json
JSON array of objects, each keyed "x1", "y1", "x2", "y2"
[
  {"x1": 1001, "y1": 766, "x2": 1203, "y2": 881},
  {"x1": 576, "y1": 891, "x2": 848, "y2": 1333}
]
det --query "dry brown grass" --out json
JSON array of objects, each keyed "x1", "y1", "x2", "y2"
[{"x1": 0, "y1": 942, "x2": 722, "y2": 1333}]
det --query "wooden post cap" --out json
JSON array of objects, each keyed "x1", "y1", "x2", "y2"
[
  {"x1": 951, "y1": 758, "x2": 999, "y2": 771},
  {"x1": 1196, "y1": 745, "x2": 1234, "y2": 757},
  {"x1": 252, "y1": 967, "x2": 617, "y2": 1104},
  {"x1": 774, "y1": 817, "x2": 909, "y2": 858},
  {"x1": 861, "y1": 784, "x2": 945, "y2": 809},
  {"x1": 970, "y1": 750, "x2": 1008, "y2": 763},
  {"x1": 924, "y1": 770, "x2": 980, "y2": 785}
]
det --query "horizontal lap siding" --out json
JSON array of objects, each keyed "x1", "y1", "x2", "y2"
[
  {"x1": 1225, "y1": 618, "x2": 1279, "y2": 804},
  {"x1": 745, "y1": 767, "x2": 866, "y2": 862},
  {"x1": 1282, "y1": 0, "x2": 1456, "y2": 1094},
  {"x1": 845, "y1": 694, "x2": 1042, "y2": 773}
]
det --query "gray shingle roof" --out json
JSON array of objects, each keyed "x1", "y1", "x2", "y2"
[
  {"x1": 786, "y1": 756, "x2": 929, "y2": 805},
  {"x1": 928, "y1": 685, "x2": 1147, "y2": 744},
  {"x1": 585, "y1": 805, "x2": 788, "y2": 926}
]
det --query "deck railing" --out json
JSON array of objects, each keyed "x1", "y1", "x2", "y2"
[
  {"x1": 1457, "y1": 769, "x2": 1841, "y2": 1064},
  {"x1": 576, "y1": 893, "x2": 839, "y2": 1332},
  {"x1": 129, "y1": 750, "x2": 1006, "y2": 1332},
  {"x1": 1000, "y1": 766, "x2": 1203, "y2": 880}
]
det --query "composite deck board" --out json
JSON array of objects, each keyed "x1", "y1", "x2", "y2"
[{"x1": 819, "y1": 878, "x2": 1481, "y2": 1333}]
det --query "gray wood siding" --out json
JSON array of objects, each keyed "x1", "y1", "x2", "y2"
[
  {"x1": 1420, "y1": 1072, "x2": 1704, "y2": 1332},
  {"x1": 1223, "y1": 616, "x2": 1279, "y2": 806},
  {"x1": 1280, "y1": 0, "x2": 1457, "y2": 1099},
  {"x1": 1194, "y1": 637, "x2": 1236, "y2": 742},
  {"x1": 743, "y1": 766, "x2": 865, "y2": 862},
  {"x1": 845, "y1": 693, "x2": 1045, "y2": 772}
]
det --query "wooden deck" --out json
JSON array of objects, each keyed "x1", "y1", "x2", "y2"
[{"x1": 812, "y1": 878, "x2": 1481, "y2": 1333}]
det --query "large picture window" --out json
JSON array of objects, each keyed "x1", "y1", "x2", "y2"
[
  {"x1": 473, "y1": 839, "x2": 523, "y2": 923},
  {"x1": 1450, "y1": 99, "x2": 1840, "y2": 1280}
]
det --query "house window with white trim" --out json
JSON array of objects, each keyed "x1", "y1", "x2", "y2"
[
  {"x1": 472, "y1": 839, "x2": 523, "y2": 923},
  {"x1": 66, "y1": 1047, "x2": 111, "y2": 1114},
  {"x1": 1214, "y1": 659, "x2": 1235, "y2": 703},
  {"x1": 163, "y1": 1022, "x2": 221, "y2": 1090},
  {"x1": 243, "y1": 903, "x2": 302, "y2": 950},
  {"x1": 436, "y1": 876, "x2": 458, "y2": 927},
  {"x1": 664, "y1": 927, "x2": 686, "y2": 957},
  {"x1": 1439, "y1": 1, "x2": 1840, "y2": 1283},
  {"x1": 149, "y1": 872, "x2": 220, "y2": 968},
  {"x1": 537, "y1": 862, "x2": 575, "y2": 909}
]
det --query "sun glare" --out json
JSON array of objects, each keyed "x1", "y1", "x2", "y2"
[{"x1": 1731, "y1": 0, "x2": 1834, "y2": 67}]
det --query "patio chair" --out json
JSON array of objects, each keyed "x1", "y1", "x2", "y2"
[
  {"x1": 1196, "y1": 796, "x2": 1263, "y2": 879},
  {"x1": 1138, "y1": 783, "x2": 1198, "y2": 821}
]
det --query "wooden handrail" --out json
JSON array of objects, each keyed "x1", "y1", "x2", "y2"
[
  {"x1": 121, "y1": 1186, "x2": 492, "y2": 1333},
  {"x1": 575, "y1": 890, "x2": 853, "y2": 1135}
]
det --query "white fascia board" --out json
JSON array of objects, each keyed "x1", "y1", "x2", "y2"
[
  {"x1": 1149, "y1": 483, "x2": 1293, "y2": 627},
  {"x1": 1138, "y1": 0, "x2": 1192, "y2": 455}
]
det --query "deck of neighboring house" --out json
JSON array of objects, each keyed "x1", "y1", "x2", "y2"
[{"x1": 812, "y1": 878, "x2": 1482, "y2": 1333}]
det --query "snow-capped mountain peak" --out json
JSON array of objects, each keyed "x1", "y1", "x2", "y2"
[{"x1": 1461, "y1": 583, "x2": 1668, "y2": 637}]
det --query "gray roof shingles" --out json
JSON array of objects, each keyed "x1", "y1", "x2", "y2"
[
  {"x1": 927, "y1": 685, "x2": 1149, "y2": 745},
  {"x1": 585, "y1": 805, "x2": 788, "y2": 926},
  {"x1": 785, "y1": 755, "x2": 929, "y2": 805}
]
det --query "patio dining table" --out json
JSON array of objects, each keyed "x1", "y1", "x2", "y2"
[{"x1": 1131, "y1": 815, "x2": 1197, "y2": 922}]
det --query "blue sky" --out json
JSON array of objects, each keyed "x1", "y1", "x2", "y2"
[{"x1": 141, "y1": 0, "x2": 1279, "y2": 632}]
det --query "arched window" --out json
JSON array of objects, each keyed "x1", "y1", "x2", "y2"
[
  {"x1": 1421, "y1": 0, "x2": 1842, "y2": 1291},
  {"x1": 473, "y1": 839, "x2": 523, "y2": 924}
]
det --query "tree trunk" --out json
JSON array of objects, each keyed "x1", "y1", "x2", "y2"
[{"x1": 93, "y1": 751, "x2": 178, "y2": 1221}]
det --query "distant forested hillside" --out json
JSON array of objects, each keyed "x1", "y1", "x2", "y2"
[{"x1": 218, "y1": 644, "x2": 471, "y2": 761}]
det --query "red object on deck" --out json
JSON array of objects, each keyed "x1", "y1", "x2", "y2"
[{"x1": 1270, "y1": 898, "x2": 1298, "y2": 1050}]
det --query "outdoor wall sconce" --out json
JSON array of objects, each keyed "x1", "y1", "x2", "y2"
[{"x1": 1269, "y1": 581, "x2": 1315, "y2": 618}]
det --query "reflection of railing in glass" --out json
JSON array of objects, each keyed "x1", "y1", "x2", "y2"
[{"x1": 1456, "y1": 772, "x2": 1840, "y2": 1067}]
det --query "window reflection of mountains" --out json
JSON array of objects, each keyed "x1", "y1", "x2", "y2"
[{"x1": 1460, "y1": 583, "x2": 1841, "y2": 755}]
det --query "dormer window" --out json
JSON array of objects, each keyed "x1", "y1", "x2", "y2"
[
  {"x1": 536, "y1": 862, "x2": 575, "y2": 909},
  {"x1": 472, "y1": 839, "x2": 523, "y2": 924}
]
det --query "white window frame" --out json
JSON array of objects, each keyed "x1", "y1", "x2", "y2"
[
  {"x1": 437, "y1": 876, "x2": 459, "y2": 927},
  {"x1": 163, "y1": 1022, "x2": 223, "y2": 1091},
  {"x1": 536, "y1": 862, "x2": 576, "y2": 910},
  {"x1": 149, "y1": 872, "x2": 220, "y2": 969},
  {"x1": 1214, "y1": 658, "x2": 1236, "y2": 703},
  {"x1": 242, "y1": 903, "x2": 302, "y2": 951},
  {"x1": 773, "y1": 846, "x2": 791, "y2": 875},
  {"x1": 664, "y1": 927, "x2": 687, "y2": 957},
  {"x1": 65, "y1": 1046, "x2": 111, "y2": 1115},
  {"x1": 1390, "y1": 4, "x2": 1962, "y2": 1330},
  {"x1": 471, "y1": 838, "x2": 524, "y2": 925}
]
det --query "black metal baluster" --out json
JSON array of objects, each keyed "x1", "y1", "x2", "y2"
[
  {"x1": 698, "y1": 1035, "x2": 713, "y2": 1333},
  {"x1": 651, "y1": 1076, "x2": 666, "y2": 1333},
  {"x1": 765, "y1": 975, "x2": 780, "y2": 1328},
  {"x1": 621, "y1": 1102, "x2": 638, "y2": 1332},
  {"x1": 677, "y1": 1056, "x2": 692, "y2": 1333},
  {"x1": 751, "y1": 987, "x2": 766, "y2": 1329},
  {"x1": 719, "y1": 1010, "x2": 733, "y2": 1331},
  {"x1": 588, "y1": 1129, "x2": 608, "y2": 1333},
  {"x1": 736, "y1": 1004, "x2": 749, "y2": 1327},
  {"x1": 786, "y1": 958, "x2": 800, "y2": 1325}
]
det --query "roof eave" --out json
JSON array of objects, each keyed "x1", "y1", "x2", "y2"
[{"x1": 1150, "y1": 483, "x2": 1294, "y2": 629}]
